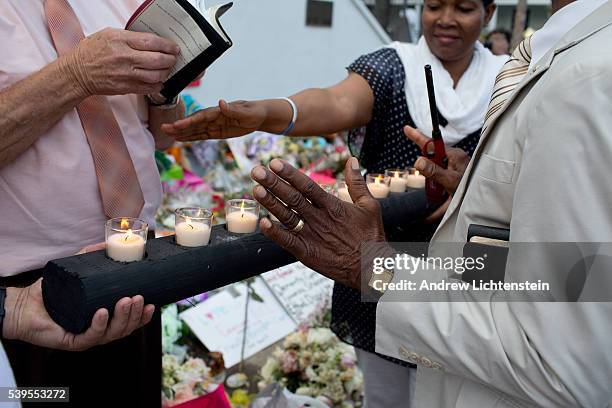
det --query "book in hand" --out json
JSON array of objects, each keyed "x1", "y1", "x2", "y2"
[{"x1": 126, "y1": 0, "x2": 233, "y2": 104}]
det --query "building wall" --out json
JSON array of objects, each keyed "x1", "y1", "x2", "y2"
[{"x1": 187, "y1": 0, "x2": 390, "y2": 108}]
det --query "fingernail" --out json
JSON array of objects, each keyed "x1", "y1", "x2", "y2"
[
  {"x1": 350, "y1": 157, "x2": 360, "y2": 170},
  {"x1": 261, "y1": 218, "x2": 272, "y2": 229},
  {"x1": 414, "y1": 157, "x2": 425, "y2": 171},
  {"x1": 254, "y1": 185, "x2": 267, "y2": 199},
  {"x1": 123, "y1": 303, "x2": 131, "y2": 314},
  {"x1": 252, "y1": 167, "x2": 266, "y2": 181},
  {"x1": 174, "y1": 45, "x2": 181, "y2": 54},
  {"x1": 270, "y1": 159, "x2": 284, "y2": 173}
]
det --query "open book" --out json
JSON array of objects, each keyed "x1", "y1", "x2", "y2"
[{"x1": 126, "y1": 0, "x2": 233, "y2": 103}]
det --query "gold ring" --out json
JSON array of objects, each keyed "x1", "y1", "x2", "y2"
[{"x1": 292, "y1": 219, "x2": 305, "y2": 233}]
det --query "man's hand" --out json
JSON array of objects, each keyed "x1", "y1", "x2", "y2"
[
  {"x1": 60, "y1": 28, "x2": 180, "y2": 97},
  {"x1": 404, "y1": 125, "x2": 471, "y2": 222},
  {"x1": 2, "y1": 279, "x2": 154, "y2": 351},
  {"x1": 251, "y1": 157, "x2": 392, "y2": 290},
  {"x1": 161, "y1": 99, "x2": 268, "y2": 142}
]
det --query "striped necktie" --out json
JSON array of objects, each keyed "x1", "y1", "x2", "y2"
[
  {"x1": 44, "y1": 0, "x2": 145, "y2": 219},
  {"x1": 483, "y1": 37, "x2": 532, "y2": 133}
]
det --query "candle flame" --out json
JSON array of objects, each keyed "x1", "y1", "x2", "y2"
[
  {"x1": 375, "y1": 175, "x2": 383, "y2": 185},
  {"x1": 120, "y1": 218, "x2": 130, "y2": 230},
  {"x1": 415, "y1": 170, "x2": 420, "y2": 177},
  {"x1": 239, "y1": 199, "x2": 246, "y2": 218},
  {"x1": 394, "y1": 171, "x2": 400, "y2": 178}
]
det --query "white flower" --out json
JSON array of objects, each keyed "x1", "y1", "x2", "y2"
[
  {"x1": 296, "y1": 386, "x2": 315, "y2": 397},
  {"x1": 305, "y1": 366, "x2": 318, "y2": 381},
  {"x1": 344, "y1": 369, "x2": 363, "y2": 394},
  {"x1": 161, "y1": 304, "x2": 182, "y2": 353},
  {"x1": 307, "y1": 328, "x2": 335, "y2": 345},
  {"x1": 284, "y1": 331, "x2": 307, "y2": 348},
  {"x1": 261, "y1": 358, "x2": 279, "y2": 382}
]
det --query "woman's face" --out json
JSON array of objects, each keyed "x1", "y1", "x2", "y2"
[{"x1": 422, "y1": 0, "x2": 495, "y2": 63}]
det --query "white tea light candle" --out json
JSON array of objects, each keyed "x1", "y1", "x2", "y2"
[
  {"x1": 337, "y1": 181, "x2": 353, "y2": 203},
  {"x1": 367, "y1": 174, "x2": 390, "y2": 199},
  {"x1": 105, "y1": 218, "x2": 148, "y2": 262},
  {"x1": 175, "y1": 208, "x2": 213, "y2": 247},
  {"x1": 406, "y1": 168, "x2": 426, "y2": 189},
  {"x1": 385, "y1": 169, "x2": 408, "y2": 193},
  {"x1": 226, "y1": 199, "x2": 260, "y2": 233}
]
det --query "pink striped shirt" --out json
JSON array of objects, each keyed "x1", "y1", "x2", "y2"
[{"x1": 0, "y1": 0, "x2": 162, "y2": 276}]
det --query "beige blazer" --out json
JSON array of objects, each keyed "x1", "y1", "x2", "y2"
[{"x1": 376, "y1": 2, "x2": 612, "y2": 407}]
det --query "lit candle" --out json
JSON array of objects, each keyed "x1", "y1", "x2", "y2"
[
  {"x1": 389, "y1": 171, "x2": 407, "y2": 193},
  {"x1": 337, "y1": 181, "x2": 353, "y2": 203},
  {"x1": 226, "y1": 199, "x2": 259, "y2": 234},
  {"x1": 176, "y1": 218, "x2": 211, "y2": 247},
  {"x1": 105, "y1": 218, "x2": 148, "y2": 263},
  {"x1": 367, "y1": 174, "x2": 390, "y2": 199},
  {"x1": 406, "y1": 168, "x2": 426, "y2": 189},
  {"x1": 175, "y1": 208, "x2": 213, "y2": 247}
]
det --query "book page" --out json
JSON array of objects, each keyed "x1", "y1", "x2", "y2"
[{"x1": 128, "y1": 0, "x2": 212, "y2": 77}]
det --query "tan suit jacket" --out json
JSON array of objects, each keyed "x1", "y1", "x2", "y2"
[{"x1": 376, "y1": 2, "x2": 612, "y2": 407}]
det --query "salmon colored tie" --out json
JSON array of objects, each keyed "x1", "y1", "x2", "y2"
[
  {"x1": 44, "y1": 0, "x2": 145, "y2": 218},
  {"x1": 483, "y1": 37, "x2": 532, "y2": 133}
]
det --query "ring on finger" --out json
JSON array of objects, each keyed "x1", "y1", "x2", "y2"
[{"x1": 292, "y1": 219, "x2": 305, "y2": 233}]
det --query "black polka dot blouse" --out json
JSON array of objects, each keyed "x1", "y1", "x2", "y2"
[{"x1": 331, "y1": 47, "x2": 481, "y2": 366}]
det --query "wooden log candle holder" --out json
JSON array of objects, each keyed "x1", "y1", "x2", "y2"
[{"x1": 42, "y1": 225, "x2": 296, "y2": 333}]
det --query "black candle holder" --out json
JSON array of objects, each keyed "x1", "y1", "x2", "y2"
[{"x1": 42, "y1": 225, "x2": 296, "y2": 333}]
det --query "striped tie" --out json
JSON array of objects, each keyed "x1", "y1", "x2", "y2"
[
  {"x1": 44, "y1": 0, "x2": 145, "y2": 219},
  {"x1": 482, "y1": 37, "x2": 532, "y2": 133}
]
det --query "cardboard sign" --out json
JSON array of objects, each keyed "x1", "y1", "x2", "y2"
[
  {"x1": 180, "y1": 278, "x2": 296, "y2": 368},
  {"x1": 262, "y1": 262, "x2": 334, "y2": 324}
]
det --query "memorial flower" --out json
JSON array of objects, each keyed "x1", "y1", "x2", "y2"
[{"x1": 257, "y1": 325, "x2": 363, "y2": 405}]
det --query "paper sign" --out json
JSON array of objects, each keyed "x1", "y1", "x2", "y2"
[
  {"x1": 262, "y1": 262, "x2": 334, "y2": 324},
  {"x1": 180, "y1": 278, "x2": 297, "y2": 368}
]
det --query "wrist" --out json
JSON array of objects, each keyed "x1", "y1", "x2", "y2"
[
  {"x1": 260, "y1": 99, "x2": 293, "y2": 134},
  {"x1": 2, "y1": 286, "x2": 24, "y2": 340},
  {"x1": 362, "y1": 242, "x2": 396, "y2": 294},
  {"x1": 57, "y1": 47, "x2": 93, "y2": 100}
]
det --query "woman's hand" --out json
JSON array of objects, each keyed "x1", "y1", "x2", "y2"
[
  {"x1": 251, "y1": 158, "x2": 393, "y2": 291},
  {"x1": 161, "y1": 99, "x2": 268, "y2": 142},
  {"x1": 404, "y1": 125, "x2": 471, "y2": 222}
]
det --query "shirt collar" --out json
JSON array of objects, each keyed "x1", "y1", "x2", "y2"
[{"x1": 529, "y1": 0, "x2": 608, "y2": 69}]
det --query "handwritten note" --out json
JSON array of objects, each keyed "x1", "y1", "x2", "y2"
[
  {"x1": 262, "y1": 262, "x2": 334, "y2": 324},
  {"x1": 180, "y1": 279, "x2": 297, "y2": 368}
]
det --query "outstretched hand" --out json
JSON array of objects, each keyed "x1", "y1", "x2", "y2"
[
  {"x1": 161, "y1": 99, "x2": 267, "y2": 142},
  {"x1": 251, "y1": 158, "x2": 393, "y2": 290}
]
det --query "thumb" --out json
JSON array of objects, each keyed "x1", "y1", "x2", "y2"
[
  {"x1": 344, "y1": 157, "x2": 373, "y2": 205},
  {"x1": 414, "y1": 157, "x2": 456, "y2": 191},
  {"x1": 404, "y1": 125, "x2": 431, "y2": 149}
]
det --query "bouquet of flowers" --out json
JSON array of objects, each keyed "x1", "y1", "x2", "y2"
[
  {"x1": 161, "y1": 304, "x2": 230, "y2": 408},
  {"x1": 257, "y1": 326, "x2": 363, "y2": 407},
  {"x1": 162, "y1": 354, "x2": 219, "y2": 407}
]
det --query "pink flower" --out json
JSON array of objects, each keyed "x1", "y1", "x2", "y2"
[
  {"x1": 281, "y1": 351, "x2": 299, "y2": 374},
  {"x1": 341, "y1": 354, "x2": 355, "y2": 369},
  {"x1": 172, "y1": 383, "x2": 196, "y2": 406}
]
